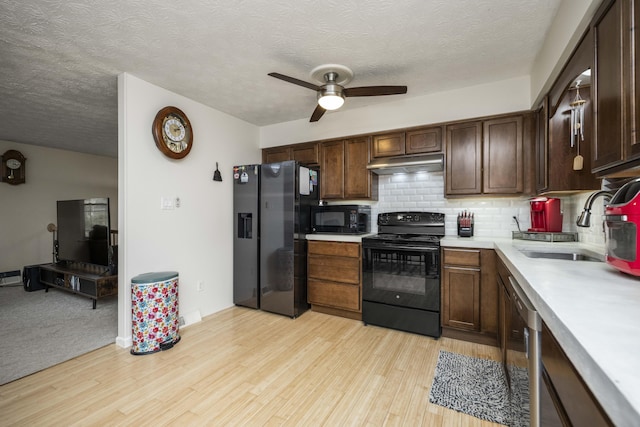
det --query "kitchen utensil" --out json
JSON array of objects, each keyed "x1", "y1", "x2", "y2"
[
  {"x1": 213, "y1": 162, "x2": 222, "y2": 181},
  {"x1": 573, "y1": 138, "x2": 584, "y2": 170},
  {"x1": 457, "y1": 211, "x2": 474, "y2": 237}
]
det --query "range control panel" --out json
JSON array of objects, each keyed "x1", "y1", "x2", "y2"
[{"x1": 378, "y1": 211, "x2": 445, "y2": 226}]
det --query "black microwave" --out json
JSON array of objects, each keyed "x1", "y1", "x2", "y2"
[{"x1": 311, "y1": 205, "x2": 371, "y2": 234}]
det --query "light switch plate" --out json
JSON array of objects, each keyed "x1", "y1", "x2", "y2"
[{"x1": 161, "y1": 197, "x2": 174, "y2": 210}]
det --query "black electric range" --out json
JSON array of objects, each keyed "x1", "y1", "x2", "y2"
[{"x1": 362, "y1": 211, "x2": 445, "y2": 338}]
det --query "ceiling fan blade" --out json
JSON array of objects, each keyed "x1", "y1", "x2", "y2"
[
  {"x1": 310, "y1": 104, "x2": 326, "y2": 122},
  {"x1": 344, "y1": 85, "x2": 408, "y2": 97},
  {"x1": 268, "y1": 72, "x2": 320, "y2": 91}
]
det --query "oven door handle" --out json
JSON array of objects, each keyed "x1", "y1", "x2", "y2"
[{"x1": 364, "y1": 244, "x2": 440, "y2": 252}]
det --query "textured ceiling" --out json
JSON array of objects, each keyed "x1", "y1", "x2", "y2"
[{"x1": 0, "y1": 0, "x2": 561, "y2": 157}]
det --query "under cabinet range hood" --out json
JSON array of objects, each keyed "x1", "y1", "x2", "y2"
[{"x1": 366, "y1": 153, "x2": 444, "y2": 175}]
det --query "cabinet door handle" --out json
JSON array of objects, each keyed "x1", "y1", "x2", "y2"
[{"x1": 443, "y1": 266, "x2": 479, "y2": 272}]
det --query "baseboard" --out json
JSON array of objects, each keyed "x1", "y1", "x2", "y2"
[
  {"x1": 180, "y1": 310, "x2": 202, "y2": 328},
  {"x1": 311, "y1": 304, "x2": 362, "y2": 320},
  {"x1": 116, "y1": 310, "x2": 201, "y2": 349},
  {"x1": 442, "y1": 327, "x2": 498, "y2": 347},
  {"x1": 116, "y1": 335, "x2": 132, "y2": 348}
]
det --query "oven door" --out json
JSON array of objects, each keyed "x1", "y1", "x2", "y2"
[
  {"x1": 362, "y1": 243, "x2": 440, "y2": 311},
  {"x1": 605, "y1": 215, "x2": 640, "y2": 275}
]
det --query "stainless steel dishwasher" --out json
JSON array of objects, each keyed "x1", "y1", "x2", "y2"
[{"x1": 506, "y1": 275, "x2": 541, "y2": 427}]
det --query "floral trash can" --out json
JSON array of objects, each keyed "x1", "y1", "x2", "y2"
[{"x1": 131, "y1": 271, "x2": 181, "y2": 355}]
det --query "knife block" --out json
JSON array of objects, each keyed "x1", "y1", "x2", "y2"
[{"x1": 457, "y1": 217, "x2": 474, "y2": 237}]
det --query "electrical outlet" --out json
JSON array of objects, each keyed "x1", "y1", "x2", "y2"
[{"x1": 197, "y1": 280, "x2": 204, "y2": 292}]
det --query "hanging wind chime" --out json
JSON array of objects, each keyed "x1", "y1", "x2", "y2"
[{"x1": 570, "y1": 80, "x2": 586, "y2": 170}]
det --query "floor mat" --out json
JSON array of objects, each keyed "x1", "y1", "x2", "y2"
[{"x1": 428, "y1": 350, "x2": 529, "y2": 427}]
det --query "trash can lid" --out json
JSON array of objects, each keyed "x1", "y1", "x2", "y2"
[{"x1": 132, "y1": 271, "x2": 179, "y2": 283}]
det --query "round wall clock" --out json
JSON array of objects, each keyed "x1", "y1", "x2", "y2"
[
  {"x1": 152, "y1": 106, "x2": 193, "y2": 159},
  {"x1": 1, "y1": 149, "x2": 26, "y2": 185}
]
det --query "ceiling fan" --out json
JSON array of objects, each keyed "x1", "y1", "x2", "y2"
[{"x1": 268, "y1": 64, "x2": 408, "y2": 122}]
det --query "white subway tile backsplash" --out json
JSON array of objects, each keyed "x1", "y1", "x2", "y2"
[{"x1": 370, "y1": 172, "x2": 605, "y2": 250}]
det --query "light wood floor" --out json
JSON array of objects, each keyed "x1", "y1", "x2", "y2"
[{"x1": 0, "y1": 307, "x2": 503, "y2": 426}]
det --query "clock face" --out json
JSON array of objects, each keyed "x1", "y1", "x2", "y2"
[
  {"x1": 6, "y1": 159, "x2": 21, "y2": 169},
  {"x1": 162, "y1": 116, "x2": 188, "y2": 153},
  {"x1": 152, "y1": 106, "x2": 193, "y2": 159}
]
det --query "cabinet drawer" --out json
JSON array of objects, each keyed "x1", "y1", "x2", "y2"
[
  {"x1": 443, "y1": 248, "x2": 480, "y2": 266},
  {"x1": 308, "y1": 279, "x2": 360, "y2": 311},
  {"x1": 308, "y1": 241, "x2": 360, "y2": 258},
  {"x1": 308, "y1": 255, "x2": 360, "y2": 284}
]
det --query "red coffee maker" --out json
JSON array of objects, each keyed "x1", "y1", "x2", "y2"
[{"x1": 528, "y1": 197, "x2": 562, "y2": 232}]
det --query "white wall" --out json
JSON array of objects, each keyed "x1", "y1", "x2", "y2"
[
  {"x1": 117, "y1": 73, "x2": 260, "y2": 347},
  {"x1": 0, "y1": 140, "x2": 117, "y2": 277},
  {"x1": 260, "y1": 76, "x2": 531, "y2": 148},
  {"x1": 529, "y1": 0, "x2": 603, "y2": 107}
]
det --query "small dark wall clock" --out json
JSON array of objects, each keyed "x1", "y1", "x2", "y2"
[{"x1": 1, "y1": 149, "x2": 26, "y2": 185}]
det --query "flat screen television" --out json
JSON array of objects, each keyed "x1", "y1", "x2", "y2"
[{"x1": 56, "y1": 198, "x2": 111, "y2": 267}]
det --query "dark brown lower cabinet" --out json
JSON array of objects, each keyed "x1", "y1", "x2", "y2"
[
  {"x1": 441, "y1": 248, "x2": 497, "y2": 346},
  {"x1": 541, "y1": 321, "x2": 613, "y2": 426},
  {"x1": 307, "y1": 240, "x2": 362, "y2": 320}
]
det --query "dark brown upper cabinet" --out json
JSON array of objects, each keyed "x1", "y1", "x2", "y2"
[
  {"x1": 535, "y1": 97, "x2": 549, "y2": 193},
  {"x1": 262, "y1": 146, "x2": 291, "y2": 164},
  {"x1": 483, "y1": 116, "x2": 524, "y2": 194},
  {"x1": 372, "y1": 132, "x2": 405, "y2": 157},
  {"x1": 592, "y1": 0, "x2": 640, "y2": 176},
  {"x1": 344, "y1": 137, "x2": 376, "y2": 199},
  {"x1": 371, "y1": 126, "x2": 443, "y2": 158},
  {"x1": 446, "y1": 113, "x2": 533, "y2": 196},
  {"x1": 446, "y1": 121, "x2": 483, "y2": 195},
  {"x1": 320, "y1": 140, "x2": 345, "y2": 199},
  {"x1": 320, "y1": 137, "x2": 377, "y2": 200},
  {"x1": 539, "y1": 27, "x2": 601, "y2": 194},
  {"x1": 262, "y1": 141, "x2": 319, "y2": 166}
]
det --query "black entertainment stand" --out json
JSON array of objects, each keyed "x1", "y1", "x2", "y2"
[{"x1": 39, "y1": 261, "x2": 118, "y2": 309}]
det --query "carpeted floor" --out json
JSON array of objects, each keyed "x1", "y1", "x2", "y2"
[
  {"x1": 0, "y1": 285, "x2": 117, "y2": 385},
  {"x1": 429, "y1": 350, "x2": 529, "y2": 427}
]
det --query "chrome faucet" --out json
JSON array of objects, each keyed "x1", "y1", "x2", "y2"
[{"x1": 576, "y1": 190, "x2": 614, "y2": 227}]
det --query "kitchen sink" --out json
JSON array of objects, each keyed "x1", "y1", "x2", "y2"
[{"x1": 518, "y1": 249, "x2": 604, "y2": 262}]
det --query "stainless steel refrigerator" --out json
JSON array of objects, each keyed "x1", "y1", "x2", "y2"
[{"x1": 233, "y1": 161, "x2": 319, "y2": 318}]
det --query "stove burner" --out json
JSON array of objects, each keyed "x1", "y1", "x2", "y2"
[{"x1": 368, "y1": 211, "x2": 445, "y2": 245}]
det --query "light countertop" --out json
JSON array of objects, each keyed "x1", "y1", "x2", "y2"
[{"x1": 442, "y1": 236, "x2": 640, "y2": 427}]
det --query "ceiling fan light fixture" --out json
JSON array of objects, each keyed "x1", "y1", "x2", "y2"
[
  {"x1": 318, "y1": 94, "x2": 344, "y2": 110},
  {"x1": 317, "y1": 84, "x2": 345, "y2": 110},
  {"x1": 268, "y1": 65, "x2": 406, "y2": 121}
]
